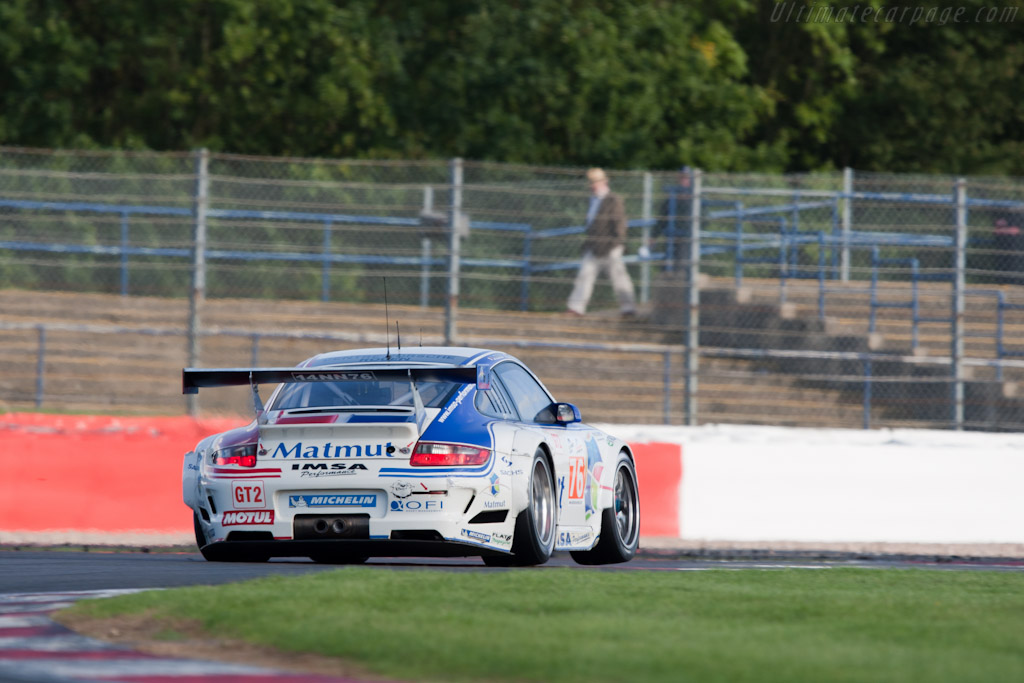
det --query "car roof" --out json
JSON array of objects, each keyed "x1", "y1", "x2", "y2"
[{"x1": 303, "y1": 346, "x2": 513, "y2": 369}]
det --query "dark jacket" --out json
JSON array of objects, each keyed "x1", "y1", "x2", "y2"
[{"x1": 584, "y1": 192, "x2": 628, "y2": 257}]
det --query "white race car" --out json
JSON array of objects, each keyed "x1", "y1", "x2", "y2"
[{"x1": 182, "y1": 346, "x2": 640, "y2": 565}]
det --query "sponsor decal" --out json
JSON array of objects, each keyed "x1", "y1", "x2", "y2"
[
  {"x1": 568, "y1": 456, "x2": 586, "y2": 501},
  {"x1": 271, "y1": 442, "x2": 393, "y2": 459},
  {"x1": 288, "y1": 494, "x2": 377, "y2": 508},
  {"x1": 492, "y1": 532, "x2": 512, "y2": 546},
  {"x1": 437, "y1": 384, "x2": 472, "y2": 424},
  {"x1": 290, "y1": 462, "x2": 368, "y2": 478},
  {"x1": 231, "y1": 481, "x2": 266, "y2": 509},
  {"x1": 222, "y1": 510, "x2": 274, "y2": 526},
  {"x1": 291, "y1": 371, "x2": 376, "y2": 382},
  {"x1": 558, "y1": 530, "x2": 593, "y2": 547},
  {"x1": 390, "y1": 499, "x2": 443, "y2": 511},
  {"x1": 499, "y1": 455, "x2": 522, "y2": 476},
  {"x1": 584, "y1": 435, "x2": 604, "y2": 522},
  {"x1": 488, "y1": 473, "x2": 500, "y2": 496},
  {"x1": 483, "y1": 500, "x2": 506, "y2": 509},
  {"x1": 390, "y1": 482, "x2": 414, "y2": 499},
  {"x1": 461, "y1": 528, "x2": 491, "y2": 543}
]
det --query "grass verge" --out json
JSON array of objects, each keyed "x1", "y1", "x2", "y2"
[{"x1": 57, "y1": 567, "x2": 1024, "y2": 683}]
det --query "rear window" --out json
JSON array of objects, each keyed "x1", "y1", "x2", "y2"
[{"x1": 271, "y1": 379, "x2": 459, "y2": 411}]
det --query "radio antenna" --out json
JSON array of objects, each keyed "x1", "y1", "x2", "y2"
[
  {"x1": 419, "y1": 328, "x2": 423, "y2": 347},
  {"x1": 396, "y1": 321, "x2": 402, "y2": 353},
  {"x1": 384, "y1": 278, "x2": 391, "y2": 361}
]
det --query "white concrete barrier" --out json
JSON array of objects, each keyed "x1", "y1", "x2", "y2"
[{"x1": 601, "y1": 424, "x2": 1024, "y2": 545}]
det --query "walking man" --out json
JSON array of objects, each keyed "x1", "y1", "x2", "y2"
[{"x1": 566, "y1": 168, "x2": 637, "y2": 317}]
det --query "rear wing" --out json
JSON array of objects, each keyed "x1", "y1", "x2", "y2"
[{"x1": 182, "y1": 365, "x2": 480, "y2": 395}]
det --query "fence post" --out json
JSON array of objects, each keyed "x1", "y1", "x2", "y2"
[
  {"x1": 641, "y1": 171, "x2": 653, "y2": 304},
  {"x1": 952, "y1": 177, "x2": 967, "y2": 430},
  {"x1": 684, "y1": 169, "x2": 702, "y2": 426},
  {"x1": 321, "y1": 220, "x2": 332, "y2": 302},
  {"x1": 421, "y1": 186, "x2": 434, "y2": 308},
  {"x1": 444, "y1": 158, "x2": 463, "y2": 345},
  {"x1": 841, "y1": 167, "x2": 853, "y2": 282},
  {"x1": 187, "y1": 148, "x2": 210, "y2": 417},
  {"x1": 120, "y1": 212, "x2": 129, "y2": 296},
  {"x1": 35, "y1": 325, "x2": 46, "y2": 408}
]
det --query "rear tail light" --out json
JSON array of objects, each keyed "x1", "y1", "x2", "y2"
[
  {"x1": 212, "y1": 444, "x2": 257, "y2": 468},
  {"x1": 411, "y1": 442, "x2": 490, "y2": 467}
]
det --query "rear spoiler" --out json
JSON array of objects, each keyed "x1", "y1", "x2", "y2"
[{"x1": 182, "y1": 365, "x2": 480, "y2": 395}]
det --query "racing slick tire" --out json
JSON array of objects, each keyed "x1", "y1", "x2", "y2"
[
  {"x1": 571, "y1": 452, "x2": 640, "y2": 565},
  {"x1": 193, "y1": 512, "x2": 269, "y2": 563},
  {"x1": 483, "y1": 448, "x2": 557, "y2": 567}
]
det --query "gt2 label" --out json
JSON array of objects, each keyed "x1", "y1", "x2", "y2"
[
  {"x1": 222, "y1": 511, "x2": 274, "y2": 525},
  {"x1": 231, "y1": 481, "x2": 266, "y2": 510},
  {"x1": 568, "y1": 456, "x2": 586, "y2": 501}
]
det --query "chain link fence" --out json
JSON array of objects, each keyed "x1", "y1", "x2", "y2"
[{"x1": 2, "y1": 146, "x2": 1024, "y2": 429}]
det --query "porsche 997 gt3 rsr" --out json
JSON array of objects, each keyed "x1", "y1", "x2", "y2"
[{"x1": 182, "y1": 347, "x2": 640, "y2": 566}]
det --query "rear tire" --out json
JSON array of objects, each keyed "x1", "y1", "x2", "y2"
[
  {"x1": 571, "y1": 452, "x2": 640, "y2": 565},
  {"x1": 484, "y1": 448, "x2": 556, "y2": 566}
]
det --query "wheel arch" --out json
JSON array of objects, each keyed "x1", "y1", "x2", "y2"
[{"x1": 599, "y1": 444, "x2": 636, "y2": 513}]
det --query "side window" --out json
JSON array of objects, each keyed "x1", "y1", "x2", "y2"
[
  {"x1": 494, "y1": 363, "x2": 553, "y2": 423},
  {"x1": 475, "y1": 379, "x2": 518, "y2": 419}
]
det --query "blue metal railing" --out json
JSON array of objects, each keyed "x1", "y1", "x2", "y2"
[{"x1": 5, "y1": 186, "x2": 1024, "y2": 369}]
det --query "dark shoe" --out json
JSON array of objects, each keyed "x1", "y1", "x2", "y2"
[{"x1": 565, "y1": 309, "x2": 584, "y2": 318}]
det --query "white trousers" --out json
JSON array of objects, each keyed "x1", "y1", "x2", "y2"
[{"x1": 566, "y1": 246, "x2": 636, "y2": 315}]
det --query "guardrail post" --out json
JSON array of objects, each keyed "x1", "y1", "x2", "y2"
[
  {"x1": 952, "y1": 177, "x2": 967, "y2": 430},
  {"x1": 444, "y1": 158, "x2": 463, "y2": 345},
  {"x1": 684, "y1": 169, "x2": 702, "y2": 426},
  {"x1": 640, "y1": 172, "x2": 653, "y2": 304},
  {"x1": 841, "y1": 167, "x2": 852, "y2": 282},
  {"x1": 187, "y1": 148, "x2": 210, "y2": 417},
  {"x1": 35, "y1": 325, "x2": 46, "y2": 408}
]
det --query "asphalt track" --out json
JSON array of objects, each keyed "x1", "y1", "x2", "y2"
[
  {"x1": 1, "y1": 549, "x2": 1022, "y2": 683},
  {"x1": 2, "y1": 547, "x2": 1023, "y2": 595}
]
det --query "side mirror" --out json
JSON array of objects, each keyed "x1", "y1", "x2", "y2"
[{"x1": 554, "y1": 403, "x2": 582, "y2": 424}]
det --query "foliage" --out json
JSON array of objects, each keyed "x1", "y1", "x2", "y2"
[{"x1": 0, "y1": 0, "x2": 1022, "y2": 173}]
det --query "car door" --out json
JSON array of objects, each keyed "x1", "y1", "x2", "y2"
[{"x1": 492, "y1": 362, "x2": 584, "y2": 526}]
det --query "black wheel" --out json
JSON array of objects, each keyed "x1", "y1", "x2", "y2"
[
  {"x1": 484, "y1": 448, "x2": 556, "y2": 566},
  {"x1": 571, "y1": 452, "x2": 640, "y2": 565},
  {"x1": 193, "y1": 512, "x2": 269, "y2": 563}
]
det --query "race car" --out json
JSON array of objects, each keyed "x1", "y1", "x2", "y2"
[{"x1": 182, "y1": 346, "x2": 640, "y2": 565}]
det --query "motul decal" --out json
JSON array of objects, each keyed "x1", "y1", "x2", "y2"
[{"x1": 221, "y1": 511, "x2": 275, "y2": 525}]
